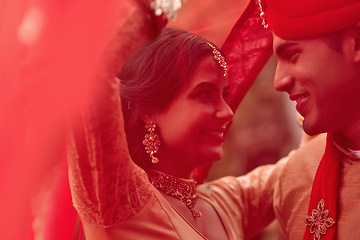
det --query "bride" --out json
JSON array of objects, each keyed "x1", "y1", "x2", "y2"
[{"x1": 67, "y1": 27, "x2": 283, "y2": 240}]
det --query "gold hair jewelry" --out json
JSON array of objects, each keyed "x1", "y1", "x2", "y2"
[
  {"x1": 143, "y1": 121, "x2": 161, "y2": 163},
  {"x1": 256, "y1": 0, "x2": 268, "y2": 28},
  {"x1": 147, "y1": 169, "x2": 202, "y2": 217},
  {"x1": 207, "y1": 42, "x2": 228, "y2": 81}
]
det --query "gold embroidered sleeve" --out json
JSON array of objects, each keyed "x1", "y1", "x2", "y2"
[
  {"x1": 66, "y1": 0, "x2": 166, "y2": 227},
  {"x1": 67, "y1": 75, "x2": 153, "y2": 227}
]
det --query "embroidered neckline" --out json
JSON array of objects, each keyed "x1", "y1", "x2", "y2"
[
  {"x1": 146, "y1": 169, "x2": 202, "y2": 217},
  {"x1": 347, "y1": 147, "x2": 360, "y2": 159},
  {"x1": 333, "y1": 140, "x2": 360, "y2": 161}
]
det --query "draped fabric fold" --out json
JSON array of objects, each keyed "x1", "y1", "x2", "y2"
[{"x1": 221, "y1": 0, "x2": 273, "y2": 113}]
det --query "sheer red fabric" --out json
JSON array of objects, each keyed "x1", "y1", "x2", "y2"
[
  {"x1": 1, "y1": 0, "x2": 119, "y2": 238},
  {"x1": 2, "y1": 0, "x2": 274, "y2": 238},
  {"x1": 1, "y1": 0, "x2": 166, "y2": 239}
]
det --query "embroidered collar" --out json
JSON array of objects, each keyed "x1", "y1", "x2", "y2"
[{"x1": 333, "y1": 139, "x2": 360, "y2": 161}]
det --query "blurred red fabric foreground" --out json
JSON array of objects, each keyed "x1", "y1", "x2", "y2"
[
  {"x1": 0, "y1": 0, "x2": 125, "y2": 239},
  {"x1": 0, "y1": 0, "x2": 272, "y2": 238}
]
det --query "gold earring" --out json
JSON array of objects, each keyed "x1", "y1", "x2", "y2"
[{"x1": 143, "y1": 121, "x2": 161, "y2": 163}]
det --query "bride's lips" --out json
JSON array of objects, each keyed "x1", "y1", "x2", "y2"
[{"x1": 202, "y1": 128, "x2": 226, "y2": 142}]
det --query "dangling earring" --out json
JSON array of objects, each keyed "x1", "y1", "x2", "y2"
[{"x1": 143, "y1": 121, "x2": 161, "y2": 164}]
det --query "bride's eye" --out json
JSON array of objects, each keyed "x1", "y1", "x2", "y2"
[
  {"x1": 222, "y1": 86, "x2": 230, "y2": 100},
  {"x1": 196, "y1": 91, "x2": 212, "y2": 99}
]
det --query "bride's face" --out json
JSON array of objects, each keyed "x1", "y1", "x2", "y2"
[{"x1": 154, "y1": 55, "x2": 233, "y2": 170}]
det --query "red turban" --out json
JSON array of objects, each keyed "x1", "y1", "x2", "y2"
[{"x1": 261, "y1": 0, "x2": 360, "y2": 40}]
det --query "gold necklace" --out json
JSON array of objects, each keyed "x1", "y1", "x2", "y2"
[{"x1": 146, "y1": 169, "x2": 202, "y2": 217}]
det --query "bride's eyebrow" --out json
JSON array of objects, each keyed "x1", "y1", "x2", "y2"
[
  {"x1": 222, "y1": 85, "x2": 231, "y2": 98},
  {"x1": 192, "y1": 82, "x2": 218, "y2": 91},
  {"x1": 223, "y1": 85, "x2": 230, "y2": 93}
]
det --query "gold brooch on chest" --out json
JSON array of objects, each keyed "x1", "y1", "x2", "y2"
[{"x1": 305, "y1": 199, "x2": 335, "y2": 240}]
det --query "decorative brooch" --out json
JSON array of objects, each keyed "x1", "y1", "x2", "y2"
[{"x1": 305, "y1": 199, "x2": 335, "y2": 240}]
